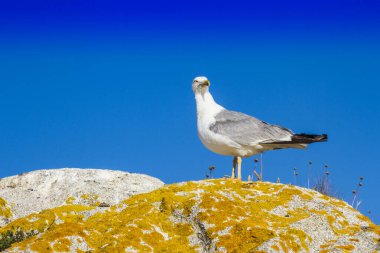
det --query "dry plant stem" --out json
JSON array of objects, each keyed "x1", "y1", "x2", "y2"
[
  {"x1": 324, "y1": 164, "x2": 329, "y2": 194},
  {"x1": 308, "y1": 163, "x2": 312, "y2": 189},
  {"x1": 260, "y1": 153, "x2": 263, "y2": 181},
  {"x1": 208, "y1": 166, "x2": 215, "y2": 179},
  {"x1": 351, "y1": 184, "x2": 361, "y2": 207},
  {"x1": 253, "y1": 170, "x2": 261, "y2": 181}
]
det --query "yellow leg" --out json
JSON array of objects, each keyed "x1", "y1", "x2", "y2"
[
  {"x1": 231, "y1": 157, "x2": 237, "y2": 179},
  {"x1": 237, "y1": 157, "x2": 242, "y2": 180}
]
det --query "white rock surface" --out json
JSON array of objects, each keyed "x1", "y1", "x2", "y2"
[{"x1": 0, "y1": 168, "x2": 164, "y2": 226}]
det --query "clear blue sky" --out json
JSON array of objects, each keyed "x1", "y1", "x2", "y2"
[{"x1": 0, "y1": 0, "x2": 379, "y2": 223}]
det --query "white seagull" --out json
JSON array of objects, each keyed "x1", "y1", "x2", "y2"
[{"x1": 192, "y1": 76, "x2": 327, "y2": 180}]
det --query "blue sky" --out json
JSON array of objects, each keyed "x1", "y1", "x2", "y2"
[{"x1": 0, "y1": 0, "x2": 379, "y2": 223}]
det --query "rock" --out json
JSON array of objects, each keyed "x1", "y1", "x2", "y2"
[
  {"x1": 1, "y1": 179, "x2": 379, "y2": 252},
  {"x1": 0, "y1": 168, "x2": 164, "y2": 226},
  {"x1": 0, "y1": 197, "x2": 12, "y2": 227}
]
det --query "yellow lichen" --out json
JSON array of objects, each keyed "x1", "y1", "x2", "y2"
[
  {"x1": 320, "y1": 244, "x2": 330, "y2": 249},
  {"x1": 53, "y1": 238, "x2": 71, "y2": 252},
  {"x1": 65, "y1": 197, "x2": 75, "y2": 205},
  {"x1": 0, "y1": 197, "x2": 12, "y2": 218},
  {"x1": 335, "y1": 244, "x2": 355, "y2": 252},
  {"x1": 1, "y1": 179, "x2": 377, "y2": 253},
  {"x1": 30, "y1": 239, "x2": 53, "y2": 253},
  {"x1": 80, "y1": 193, "x2": 100, "y2": 206}
]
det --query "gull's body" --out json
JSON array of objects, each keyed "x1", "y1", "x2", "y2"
[{"x1": 192, "y1": 76, "x2": 327, "y2": 180}]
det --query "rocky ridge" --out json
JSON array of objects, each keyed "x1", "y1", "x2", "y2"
[
  {"x1": 0, "y1": 168, "x2": 164, "y2": 227},
  {"x1": 1, "y1": 176, "x2": 379, "y2": 252}
]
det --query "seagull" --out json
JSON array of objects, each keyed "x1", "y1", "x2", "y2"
[{"x1": 192, "y1": 76, "x2": 327, "y2": 180}]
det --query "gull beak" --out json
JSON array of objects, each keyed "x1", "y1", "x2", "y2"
[{"x1": 204, "y1": 80, "x2": 210, "y2": 86}]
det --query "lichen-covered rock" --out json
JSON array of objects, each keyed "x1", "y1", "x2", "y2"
[
  {"x1": 0, "y1": 197, "x2": 12, "y2": 227},
  {"x1": 0, "y1": 168, "x2": 164, "y2": 226},
  {"x1": 1, "y1": 179, "x2": 379, "y2": 252}
]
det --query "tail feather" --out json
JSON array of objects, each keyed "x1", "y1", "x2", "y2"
[
  {"x1": 267, "y1": 133, "x2": 328, "y2": 145},
  {"x1": 291, "y1": 133, "x2": 328, "y2": 144}
]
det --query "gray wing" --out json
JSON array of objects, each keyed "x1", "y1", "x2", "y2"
[{"x1": 210, "y1": 110, "x2": 294, "y2": 146}]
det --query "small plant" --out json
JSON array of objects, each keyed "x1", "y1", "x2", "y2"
[
  {"x1": 208, "y1": 166, "x2": 215, "y2": 179},
  {"x1": 313, "y1": 175, "x2": 330, "y2": 196},
  {"x1": 293, "y1": 167, "x2": 299, "y2": 185},
  {"x1": 324, "y1": 164, "x2": 330, "y2": 176},
  {"x1": 351, "y1": 176, "x2": 364, "y2": 209},
  {"x1": 253, "y1": 170, "x2": 261, "y2": 181},
  {"x1": 308, "y1": 161, "x2": 313, "y2": 188},
  {"x1": 0, "y1": 227, "x2": 37, "y2": 251},
  {"x1": 324, "y1": 164, "x2": 330, "y2": 193},
  {"x1": 252, "y1": 158, "x2": 261, "y2": 181},
  {"x1": 313, "y1": 164, "x2": 335, "y2": 197}
]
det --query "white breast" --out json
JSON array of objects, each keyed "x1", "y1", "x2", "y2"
[{"x1": 195, "y1": 92, "x2": 243, "y2": 156}]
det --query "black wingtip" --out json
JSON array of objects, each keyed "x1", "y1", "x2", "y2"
[{"x1": 293, "y1": 133, "x2": 328, "y2": 143}]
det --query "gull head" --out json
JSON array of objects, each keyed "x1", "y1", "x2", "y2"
[{"x1": 192, "y1": 76, "x2": 210, "y2": 94}]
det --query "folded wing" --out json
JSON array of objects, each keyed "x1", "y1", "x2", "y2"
[{"x1": 209, "y1": 110, "x2": 294, "y2": 146}]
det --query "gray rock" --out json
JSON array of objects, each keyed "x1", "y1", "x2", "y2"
[{"x1": 0, "y1": 168, "x2": 164, "y2": 226}]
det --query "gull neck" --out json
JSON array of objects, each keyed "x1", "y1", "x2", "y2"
[{"x1": 195, "y1": 91, "x2": 224, "y2": 117}]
